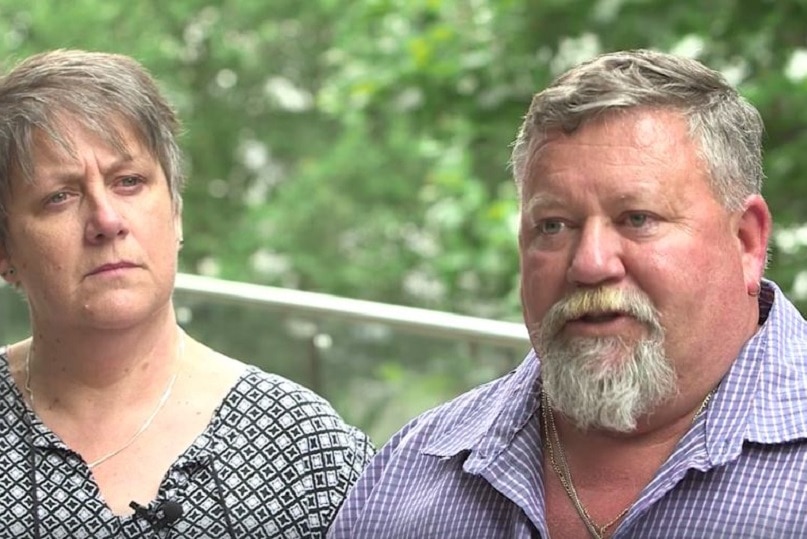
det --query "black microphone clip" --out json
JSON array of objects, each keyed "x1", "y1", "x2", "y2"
[{"x1": 129, "y1": 499, "x2": 184, "y2": 530}]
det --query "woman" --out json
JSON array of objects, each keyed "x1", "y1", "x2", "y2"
[{"x1": 0, "y1": 49, "x2": 372, "y2": 538}]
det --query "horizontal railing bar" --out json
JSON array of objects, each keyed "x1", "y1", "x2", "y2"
[{"x1": 174, "y1": 273, "x2": 531, "y2": 350}]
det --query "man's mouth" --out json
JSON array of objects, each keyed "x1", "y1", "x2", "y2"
[{"x1": 576, "y1": 311, "x2": 624, "y2": 323}]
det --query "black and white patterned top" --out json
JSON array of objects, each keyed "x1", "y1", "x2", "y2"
[{"x1": 0, "y1": 350, "x2": 374, "y2": 538}]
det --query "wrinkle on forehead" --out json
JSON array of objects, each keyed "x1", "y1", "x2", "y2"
[
  {"x1": 21, "y1": 115, "x2": 140, "y2": 186},
  {"x1": 518, "y1": 108, "x2": 709, "y2": 220},
  {"x1": 529, "y1": 109, "x2": 691, "y2": 177},
  {"x1": 29, "y1": 122, "x2": 138, "y2": 181},
  {"x1": 633, "y1": 113, "x2": 666, "y2": 148}
]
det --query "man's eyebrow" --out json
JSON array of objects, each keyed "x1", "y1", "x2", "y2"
[{"x1": 523, "y1": 193, "x2": 564, "y2": 214}]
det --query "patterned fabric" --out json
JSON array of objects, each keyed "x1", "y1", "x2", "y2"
[
  {"x1": 0, "y1": 359, "x2": 374, "y2": 538},
  {"x1": 329, "y1": 280, "x2": 807, "y2": 538}
]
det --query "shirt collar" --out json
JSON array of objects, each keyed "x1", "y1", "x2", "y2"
[
  {"x1": 706, "y1": 279, "x2": 807, "y2": 464},
  {"x1": 420, "y1": 349, "x2": 541, "y2": 461}
]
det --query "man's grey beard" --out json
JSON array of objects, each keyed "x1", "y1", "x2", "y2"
[{"x1": 536, "y1": 289, "x2": 677, "y2": 432}]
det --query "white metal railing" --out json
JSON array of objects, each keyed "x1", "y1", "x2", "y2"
[{"x1": 174, "y1": 273, "x2": 531, "y2": 351}]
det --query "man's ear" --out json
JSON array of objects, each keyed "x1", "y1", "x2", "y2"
[{"x1": 735, "y1": 194, "x2": 772, "y2": 295}]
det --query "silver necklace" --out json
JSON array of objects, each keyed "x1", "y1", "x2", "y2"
[
  {"x1": 24, "y1": 332, "x2": 184, "y2": 470},
  {"x1": 542, "y1": 388, "x2": 716, "y2": 538}
]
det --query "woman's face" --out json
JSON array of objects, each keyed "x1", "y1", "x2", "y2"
[{"x1": 0, "y1": 124, "x2": 182, "y2": 331}]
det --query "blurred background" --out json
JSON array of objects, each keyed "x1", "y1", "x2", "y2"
[{"x1": 0, "y1": 0, "x2": 805, "y2": 444}]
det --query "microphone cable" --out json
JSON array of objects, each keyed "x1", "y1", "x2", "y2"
[
  {"x1": 24, "y1": 408, "x2": 238, "y2": 538},
  {"x1": 24, "y1": 408, "x2": 42, "y2": 539},
  {"x1": 207, "y1": 454, "x2": 237, "y2": 539}
]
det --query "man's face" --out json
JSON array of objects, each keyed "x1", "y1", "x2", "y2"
[
  {"x1": 0, "y1": 123, "x2": 182, "y2": 331},
  {"x1": 519, "y1": 108, "x2": 763, "y2": 431}
]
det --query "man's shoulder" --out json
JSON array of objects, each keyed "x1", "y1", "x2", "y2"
[
  {"x1": 758, "y1": 282, "x2": 807, "y2": 366},
  {"x1": 762, "y1": 280, "x2": 806, "y2": 335},
  {"x1": 383, "y1": 359, "x2": 534, "y2": 457},
  {"x1": 327, "y1": 356, "x2": 538, "y2": 538},
  {"x1": 722, "y1": 282, "x2": 807, "y2": 446}
]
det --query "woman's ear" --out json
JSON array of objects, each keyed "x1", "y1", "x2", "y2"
[
  {"x1": 0, "y1": 249, "x2": 17, "y2": 286},
  {"x1": 174, "y1": 214, "x2": 184, "y2": 248}
]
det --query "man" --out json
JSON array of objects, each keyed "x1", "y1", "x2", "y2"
[{"x1": 328, "y1": 49, "x2": 807, "y2": 538}]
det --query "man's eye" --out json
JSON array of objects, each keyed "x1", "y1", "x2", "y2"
[
  {"x1": 538, "y1": 220, "x2": 566, "y2": 235},
  {"x1": 626, "y1": 213, "x2": 649, "y2": 227}
]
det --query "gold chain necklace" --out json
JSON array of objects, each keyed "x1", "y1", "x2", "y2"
[
  {"x1": 541, "y1": 388, "x2": 716, "y2": 539},
  {"x1": 24, "y1": 331, "x2": 184, "y2": 470}
]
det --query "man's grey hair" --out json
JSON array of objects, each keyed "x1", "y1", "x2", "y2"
[
  {"x1": 0, "y1": 49, "x2": 184, "y2": 245},
  {"x1": 510, "y1": 49, "x2": 764, "y2": 210}
]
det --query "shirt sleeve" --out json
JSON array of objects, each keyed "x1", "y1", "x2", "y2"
[
  {"x1": 336, "y1": 424, "x2": 376, "y2": 501},
  {"x1": 326, "y1": 418, "x2": 420, "y2": 538},
  {"x1": 308, "y1": 415, "x2": 375, "y2": 537}
]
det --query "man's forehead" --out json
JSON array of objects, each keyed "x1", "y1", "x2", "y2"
[{"x1": 528, "y1": 108, "x2": 693, "y2": 168}]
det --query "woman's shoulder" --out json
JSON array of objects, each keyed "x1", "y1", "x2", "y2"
[
  {"x1": 232, "y1": 365, "x2": 351, "y2": 421},
  {"x1": 214, "y1": 364, "x2": 374, "y2": 462},
  {"x1": 187, "y1": 338, "x2": 372, "y2": 451}
]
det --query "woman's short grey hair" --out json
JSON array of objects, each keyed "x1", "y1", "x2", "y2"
[
  {"x1": 510, "y1": 49, "x2": 764, "y2": 210},
  {"x1": 0, "y1": 49, "x2": 184, "y2": 245}
]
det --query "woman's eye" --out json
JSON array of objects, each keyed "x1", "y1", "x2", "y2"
[
  {"x1": 45, "y1": 191, "x2": 70, "y2": 205},
  {"x1": 120, "y1": 175, "x2": 144, "y2": 187}
]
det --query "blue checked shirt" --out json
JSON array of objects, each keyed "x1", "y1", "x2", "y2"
[{"x1": 329, "y1": 280, "x2": 807, "y2": 538}]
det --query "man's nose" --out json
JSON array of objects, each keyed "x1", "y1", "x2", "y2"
[{"x1": 566, "y1": 220, "x2": 626, "y2": 287}]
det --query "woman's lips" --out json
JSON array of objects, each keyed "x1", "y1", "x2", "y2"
[{"x1": 87, "y1": 261, "x2": 139, "y2": 276}]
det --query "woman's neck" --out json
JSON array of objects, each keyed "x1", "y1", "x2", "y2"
[{"x1": 25, "y1": 311, "x2": 183, "y2": 417}]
